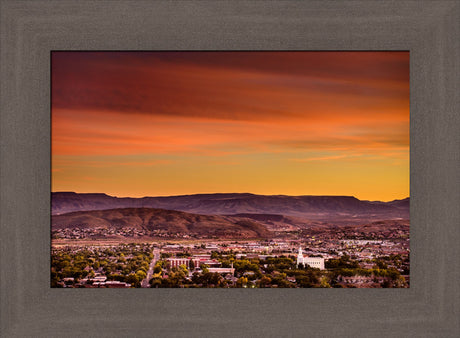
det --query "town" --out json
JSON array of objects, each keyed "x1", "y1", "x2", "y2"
[{"x1": 51, "y1": 223, "x2": 410, "y2": 288}]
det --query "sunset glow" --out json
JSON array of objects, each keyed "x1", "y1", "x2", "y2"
[{"x1": 51, "y1": 52, "x2": 409, "y2": 201}]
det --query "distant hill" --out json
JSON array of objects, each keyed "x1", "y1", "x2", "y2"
[
  {"x1": 386, "y1": 197, "x2": 410, "y2": 209},
  {"x1": 51, "y1": 207, "x2": 271, "y2": 239},
  {"x1": 51, "y1": 192, "x2": 409, "y2": 221}
]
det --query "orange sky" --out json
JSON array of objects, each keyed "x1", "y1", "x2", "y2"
[{"x1": 51, "y1": 52, "x2": 409, "y2": 201}]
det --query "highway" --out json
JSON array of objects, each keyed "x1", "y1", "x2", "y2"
[{"x1": 141, "y1": 247, "x2": 160, "y2": 288}]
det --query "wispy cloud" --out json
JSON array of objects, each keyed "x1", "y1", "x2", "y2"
[{"x1": 51, "y1": 52, "x2": 409, "y2": 200}]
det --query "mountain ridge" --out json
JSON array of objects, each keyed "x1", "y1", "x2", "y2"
[{"x1": 52, "y1": 192, "x2": 409, "y2": 221}]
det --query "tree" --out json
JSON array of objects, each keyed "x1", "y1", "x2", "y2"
[
  {"x1": 154, "y1": 265, "x2": 162, "y2": 274},
  {"x1": 178, "y1": 264, "x2": 188, "y2": 275},
  {"x1": 200, "y1": 264, "x2": 209, "y2": 273},
  {"x1": 257, "y1": 276, "x2": 272, "y2": 288},
  {"x1": 150, "y1": 278, "x2": 162, "y2": 288},
  {"x1": 165, "y1": 268, "x2": 187, "y2": 288},
  {"x1": 373, "y1": 259, "x2": 388, "y2": 270},
  {"x1": 126, "y1": 273, "x2": 139, "y2": 287},
  {"x1": 198, "y1": 272, "x2": 223, "y2": 287},
  {"x1": 394, "y1": 275, "x2": 407, "y2": 288},
  {"x1": 319, "y1": 277, "x2": 331, "y2": 288},
  {"x1": 236, "y1": 277, "x2": 248, "y2": 288},
  {"x1": 136, "y1": 270, "x2": 147, "y2": 282},
  {"x1": 387, "y1": 267, "x2": 400, "y2": 281}
]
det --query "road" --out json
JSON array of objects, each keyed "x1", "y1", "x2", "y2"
[{"x1": 141, "y1": 247, "x2": 160, "y2": 288}]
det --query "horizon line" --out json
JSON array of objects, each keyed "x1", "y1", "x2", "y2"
[{"x1": 51, "y1": 191, "x2": 410, "y2": 202}]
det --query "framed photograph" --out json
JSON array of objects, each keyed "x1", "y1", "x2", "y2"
[
  {"x1": 1, "y1": 1, "x2": 459, "y2": 337},
  {"x1": 50, "y1": 50, "x2": 410, "y2": 290}
]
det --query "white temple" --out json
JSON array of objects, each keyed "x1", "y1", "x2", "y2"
[{"x1": 296, "y1": 246, "x2": 325, "y2": 270}]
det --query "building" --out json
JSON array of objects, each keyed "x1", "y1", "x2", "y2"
[
  {"x1": 296, "y1": 247, "x2": 325, "y2": 270},
  {"x1": 207, "y1": 267, "x2": 235, "y2": 274},
  {"x1": 167, "y1": 257, "x2": 200, "y2": 269},
  {"x1": 167, "y1": 256, "x2": 224, "y2": 269},
  {"x1": 105, "y1": 281, "x2": 131, "y2": 288}
]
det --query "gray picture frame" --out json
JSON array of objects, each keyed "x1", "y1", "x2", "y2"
[{"x1": 1, "y1": 1, "x2": 459, "y2": 337}]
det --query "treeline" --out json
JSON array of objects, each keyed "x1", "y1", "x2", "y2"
[
  {"x1": 51, "y1": 245, "x2": 153, "y2": 287},
  {"x1": 325, "y1": 254, "x2": 407, "y2": 287}
]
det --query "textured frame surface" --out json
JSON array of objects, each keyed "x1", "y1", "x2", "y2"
[{"x1": 1, "y1": 1, "x2": 459, "y2": 337}]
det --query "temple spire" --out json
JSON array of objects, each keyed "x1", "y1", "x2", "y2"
[{"x1": 297, "y1": 246, "x2": 304, "y2": 267}]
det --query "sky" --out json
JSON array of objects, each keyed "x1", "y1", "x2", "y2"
[{"x1": 51, "y1": 51, "x2": 409, "y2": 201}]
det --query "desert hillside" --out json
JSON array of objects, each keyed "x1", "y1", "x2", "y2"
[{"x1": 52, "y1": 207, "x2": 271, "y2": 239}]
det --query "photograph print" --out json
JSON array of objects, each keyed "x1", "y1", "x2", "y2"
[{"x1": 51, "y1": 51, "x2": 410, "y2": 288}]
